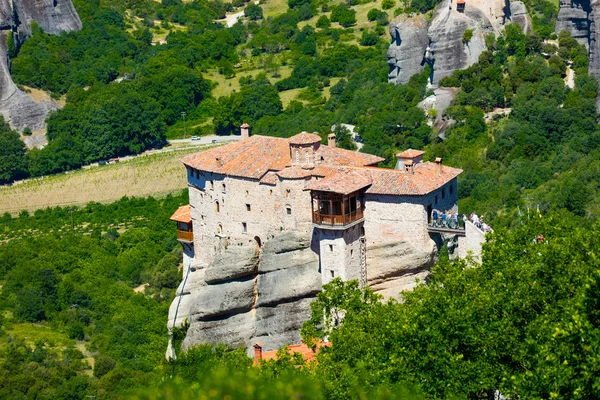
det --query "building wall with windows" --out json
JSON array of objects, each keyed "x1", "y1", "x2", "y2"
[{"x1": 187, "y1": 171, "x2": 314, "y2": 264}]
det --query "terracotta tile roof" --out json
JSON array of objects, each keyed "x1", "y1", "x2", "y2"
[
  {"x1": 276, "y1": 167, "x2": 312, "y2": 180},
  {"x1": 240, "y1": 123, "x2": 250, "y2": 128},
  {"x1": 366, "y1": 163, "x2": 462, "y2": 196},
  {"x1": 304, "y1": 162, "x2": 462, "y2": 196},
  {"x1": 259, "y1": 342, "x2": 331, "y2": 363},
  {"x1": 182, "y1": 135, "x2": 382, "y2": 180},
  {"x1": 170, "y1": 205, "x2": 191, "y2": 223},
  {"x1": 305, "y1": 169, "x2": 372, "y2": 195},
  {"x1": 181, "y1": 136, "x2": 291, "y2": 179},
  {"x1": 259, "y1": 171, "x2": 278, "y2": 185},
  {"x1": 397, "y1": 149, "x2": 425, "y2": 159},
  {"x1": 288, "y1": 132, "x2": 322, "y2": 145},
  {"x1": 316, "y1": 145, "x2": 384, "y2": 166}
]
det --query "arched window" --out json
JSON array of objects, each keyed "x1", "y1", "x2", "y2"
[
  {"x1": 295, "y1": 150, "x2": 300, "y2": 163},
  {"x1": 216, "y1": 201, "x2": 220, "y2": 213},
  {"x1": 218, "y1": 224, "x2": 223, "y2": 234},
  {"x1": 222, "y1": 183, "x2": 226, "y2": 193}
]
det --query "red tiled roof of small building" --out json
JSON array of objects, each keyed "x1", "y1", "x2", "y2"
[
  {"x1": 288, "y1": 132, "x2": 322, "y2": 145},
  {"x1": 276, "y1": 167, "x2": 312, "y2": 180},
  {"x1": 170, "y1": 205, "x2": 191, "y2": 223},
  {"x1": 396, "y1": 149, "x2": 425, "y2": 159},
  {"x1": 305, "y1": 169, "x2": 372, "y2": 195},
  {"x1": 457, "y1": 0, "x2": 465, "y2": 3},
  {"x1": 366, "y1": 163, "x2": 462, "y2": 196},
  {"x1": 240, "y1": 123, "x2": 250, "y2": 128},
  {"x1": 260, "y1": 342, "x2": 331, "y2": 362}
]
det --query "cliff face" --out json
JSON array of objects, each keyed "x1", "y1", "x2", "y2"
[
  {"x1": 555, "y1": 1, "x2": 600, "y2": 108},
  {"x1": 388, "y1": 0, "x2": 532, "y2": 86},
  {"x1": 0, "y1": 0, "x2": 81, "y2": 132},
  {"x1": 170, "y1": 230, "x2": 437, "y2": 354}
]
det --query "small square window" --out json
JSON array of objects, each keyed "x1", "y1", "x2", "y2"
[
  {"x1": 286, "y1": 207, "x2": 292, "y2": 215},
  {"x1": 350, "y1": 249, "x2": 354, "y2": 257},
  {"x1": 246, "y1": 204, "x2": 251, "y2": 211},
  {"x1": 242, "y1": 222, "x2": 247, "y2": 233},
  {"x1": 330, "y1": 270, "x2": 335, "y2": 278},
  {"x1": 269, "y1": 190, "x2": 273, "y2": 196},
  {"x1": 329, "y1": 244, "x2": 333, "y2": 252}
]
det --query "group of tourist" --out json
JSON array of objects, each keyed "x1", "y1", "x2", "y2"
[
  {"x1": 430, "y1": 209, "x2": 461, "y2": 229},
  {"x1": 468, "y1": 212, "x2": 492, "y2": 233},
  {"x1": 430, "y1": 210, "x2": 493, "y2": 233}
]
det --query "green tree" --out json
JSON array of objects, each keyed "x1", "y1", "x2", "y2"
[{"x1": 0, "y1": 117, "x2": 27, "y2": 183}]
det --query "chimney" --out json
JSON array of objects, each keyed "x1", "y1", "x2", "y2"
[
  {"x1": 435, "y1": 157, "x2": 442, "y2": 174},
  {"x1": 328, "y1": 133, "x2": 336, "y2": 148},
  {"x1": 253, "y1": 342, "x2": 263, "y2": 364},
  {"x1": 405, "y1": 159, "x2": 414, "y2": 174},
  {"x1": 240, "y1": 123, "x2": 250, "y2": 139}
]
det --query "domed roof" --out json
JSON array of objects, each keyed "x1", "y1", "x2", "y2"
[{"x1": 288, "y1": 132, "x2": 322, "y2": 145}]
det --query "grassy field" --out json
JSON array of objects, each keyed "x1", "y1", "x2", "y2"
[{"x1": 0, "y1": 145, "x2": 217, "y2": 215}]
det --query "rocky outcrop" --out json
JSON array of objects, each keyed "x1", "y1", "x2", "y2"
[
  {"x1": 174, "y1": 231, "x2": 321, "y2": 354},
  {"x1": 388, "y1": 0, "x2": 523, "y2": 86},
  {"x1": 555, "y1": 0, "x2": 592, "y2": 48},
  {"x1": 388, "y1": 16, "x2": 429, "y2": 85},
  {"x1": 366, "y1": 239, "x2": 436, "y2": 299},
  {"x1": 0, "y1": 0, "x2": 81, "y2": 132},
  {"x1": 555, "y1": 1, "x2": 600, "y2": 109}
]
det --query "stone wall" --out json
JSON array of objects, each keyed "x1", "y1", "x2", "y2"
[
  {"x1": 188, "y1": 171, "x2": 313, "y2": 264},
  {"x1": 457, "y1": 220, "x2": 486, "y2": 262},
  {"x1": 316, "y1": 222, "x2": 363, "y2": 285}
]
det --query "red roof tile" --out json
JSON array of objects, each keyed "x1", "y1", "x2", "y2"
[
  {"x1": 181, "y1": 136, "x2": 291, "y2": 179},
  {"x1": 396, "y1": 149, "x2": 425, "y2": 159},
  {"x1": 260, "y1": 342, "x2": 331, "y2": 362},
  {"x1": 305, "y1": 169, "x2": 372, "y2": 195},
  {"x1": 259, "y1": 171, "x2": 278, "y2": 185},
  {"x1": 316, "y1": 145, "x2": 383, "y2": 166},
  {"x1": 366, "y1": 163, "x2": 462, "y2": 196},
  {"x1": 288, "y1": 132, "x2": 322, "y2": 145},
  {"x1": 170, "y1": 205, "x2": 191, "y2": 223},
  {"x1": 181, "y1": 135, "x2": 382, "y2": 180},
  {"x1": 277, "y1": 167, "x2": 312, "y2": 179}
]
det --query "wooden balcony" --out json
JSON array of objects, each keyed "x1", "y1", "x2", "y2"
[
  {"x1": 312, "y1": 208, "x2": 364, "y2": 229},
  {"x1": 177, "y1": 230, "x2": 194, "y2": 243}
]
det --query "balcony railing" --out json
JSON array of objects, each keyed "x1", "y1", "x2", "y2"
[
  {"x1": 313, "y1": 208, "x2": 364, "y2": 228},
  {"x1": 177, "y1": 230, "x2": 194, "y2": 243}
]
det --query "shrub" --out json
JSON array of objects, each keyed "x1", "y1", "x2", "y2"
[
  {"x1": 463, "y1": 29, "x2": 473, "y2": 44},
  {"x1": 316, "y1": 15, "x2": 331, "y2": 29},
  {"x1": 382, "y1": 0, "x2": 395, "y2": 10},
  {"x1": 331, "y1": 5, "x2": 356, "y2": 28}
]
